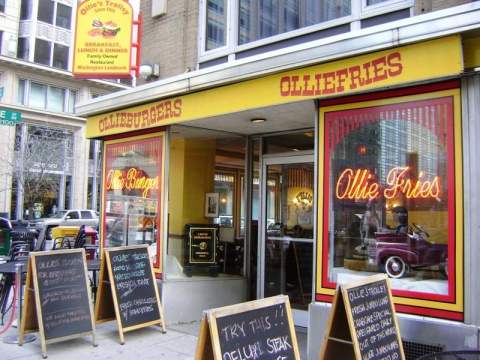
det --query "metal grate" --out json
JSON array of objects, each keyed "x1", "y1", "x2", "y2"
[{"x1": 403, "y1": 339, "x2": 444, "y2": 360}]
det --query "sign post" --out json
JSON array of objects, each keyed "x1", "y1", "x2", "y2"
[{"x1": 320, "y1": 274, "x2": 405, "y2": 360}]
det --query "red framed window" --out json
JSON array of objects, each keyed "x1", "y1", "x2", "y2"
[
  {"x1": 319, "y1": 91, "x2": 460, "y2": 317},
  {"x1": 102, "y1": 133, "x2": 165, "y2": 272}
]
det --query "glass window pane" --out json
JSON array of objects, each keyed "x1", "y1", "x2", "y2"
[
  {"x1": 104, "y1": 137, "x2": 163, "y2": 254},
  {"x1": 239, "y1": 0, "x2": 351, "y2": 45},
  {"x1": 37, "y1": 0, "x2": 54, "y2": 23},
  {"x1": 367, "y1": 0, "x2": 389, "y2": 5},
  {"x1": 324, "y1": 97, "x2": 453, "y2": 297},
  {"x1": 68, "y1": 90, "x2": 76, "y2": 113},
  {"x1": 0, "y1": 0, "x2": 5, "y2": 13},
  {"x1": 53, "y1": 43, "x2": 69, "y2": 69},
  {"x1": 66, "y1": 211, "x2": 79, "y2": 219},
  {"x1": 55, "y1": 3, "x2": 71, "y2": 29},
  {"x1": 20, "y1": 0, "x2": 31, "y2": 19},
  {"x1": 17, "y1": 79, "x2": 26, "y2": 105},
  {"x1": 29, "y1": 82, "x2": 47, "y2": 109},
  {"x1": 17, "y1": 37, "x2": 29, "y2": 60},
  {"x1": 34, "y1": 38, "x2": 51, "y2": 66},
  {"x1": 47, "y1": 86, "x2": 65, "y2": 112},
  {"x1": 81, "y1": 211, "x2": 93, "y2": 219},
  {"x1": 206, "y1": 0, "x2": 226, "y2": 50},
  {"x1": 213, "y1": 173, "x2": 235, "y2": 227}
]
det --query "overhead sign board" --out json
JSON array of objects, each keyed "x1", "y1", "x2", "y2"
[
  {"x1": 73, "y1": 0, "x2": 134, "y2": 79},
  {"x1": 86, "y1": 36, "x2": 463, "y2": 138},
  {"x1": 0, "y1": 109, "x2": 22, "y2": 125}
]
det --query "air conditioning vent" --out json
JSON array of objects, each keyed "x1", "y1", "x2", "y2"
[{"x1": 403, "y1": 339, "x2": 444, "y2": 360}]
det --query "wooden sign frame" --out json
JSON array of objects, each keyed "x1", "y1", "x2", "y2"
[
  {"x1": 19, "y1": 249, "x2": 96, "y2": 359},
  {"x1": 319, "y1": 274, "x2": 405, "y2": 360},
  {"x1": 195, "y1": 295, "x2": 301, "y2": 360},
  {"x1": 95, "y1": 244, "x2": 166, "y2": 344}
]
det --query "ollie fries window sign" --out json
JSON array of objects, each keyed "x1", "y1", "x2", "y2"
[{"x1": 73, "y1": 0, "x2": 133, "y2": 78}]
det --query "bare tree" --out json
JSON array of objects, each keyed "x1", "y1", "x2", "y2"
[{"x1": 2, "y1": 125, "x2": 72, "y2": 219}]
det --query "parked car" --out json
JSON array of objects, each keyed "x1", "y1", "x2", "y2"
[
  {"x1": 370, "y1": 223, "x2": 448, "y2": 279},
  {"x1": 29, "y1": 209, "x2": 99, "y2": 239}
]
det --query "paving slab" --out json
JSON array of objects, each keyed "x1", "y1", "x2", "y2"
[{"x1": 1, "y1": 314, "x2": 308, "y2": 359}]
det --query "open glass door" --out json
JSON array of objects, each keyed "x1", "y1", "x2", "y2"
[{"x1": 260, "y1": 155, "x2": 314, "y2": 327}]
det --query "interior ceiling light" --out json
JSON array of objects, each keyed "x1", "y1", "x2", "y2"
[{"x1": 250, "y1": 118, "x2": 266, "y2": 123}]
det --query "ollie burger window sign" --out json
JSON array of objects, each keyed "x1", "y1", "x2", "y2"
[{"x1": 73, "y1": 0, "x2": 134, "y2": 78}]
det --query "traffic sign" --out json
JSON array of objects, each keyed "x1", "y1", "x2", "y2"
[{"x1": 0, "y1": 109, "x2": 22, "y2": 126}]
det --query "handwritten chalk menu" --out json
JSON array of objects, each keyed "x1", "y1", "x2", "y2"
[
  {"x1": 19, "y1": 249, "x2": 96, "y2": 358},
  {"x1": 196, "y1": 295, "x2": 300, "y2": 360},
  {"x1": 95, "y1": 245, "x2": 165, "y2": 344},
  {"x1": 346, "y1": 279, "x2": 402, "y2": 360},
  {"x1": 319, "y1": 274, "x2": 405, "y2": 360},
  {"x1": 109, "y1": 247, "x2": 160, "y2": 328}
]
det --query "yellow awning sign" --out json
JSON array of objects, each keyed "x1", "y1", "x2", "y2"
[{"x1": 86, "y1": 36, "x2": 462, "y2": 138}]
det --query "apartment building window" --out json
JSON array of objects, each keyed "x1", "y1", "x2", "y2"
[
  {"x1": 56, "y1": 3, "x2": 71, "y2": 29},
  {"x1": 38, "y1": 0, "x2": 54, "y2": 24},
  {"x1": 17, "y1": 37, "x2": 29, "y2": 59},
  {"x1": 47, "y1": 86, "x2": 66, "y2": 112},
  {"x1": 0, "y1": 0, "x2": 6, "y2": 13},
  {"x1": 206, "y1": 0, "x2": 227, "y2": 50},
  {"x1": 200, "y1": 0, "x2": 412, "y2": 61},
  {"x1": 17, "y1": 79, "x2": 77, "y2": 113},
  {"x1": 20, "y1": 0, "x2": 32, "y2": 19},
  {"x1": 37, "y1": 0, "x2": 72, "y2": 29},
  {"x1": 33, "y1": 39, "x2": 69, "y2": 69},
  {"x1": 34, "y1": 38, "x2": 51, "y2": 65},
  {"x1": 238, "y1": 0, "x2": 351, "y2": 44},
  {"x1": 53, "y1": 43, "x2": 68, "y2": 69},
  {"x1": 68, "y1": 90, "x2": 76, "y2": 113}
]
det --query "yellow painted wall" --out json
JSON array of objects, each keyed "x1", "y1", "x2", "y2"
[
  {"x1": 182, "y1": 139, "x2": 216, "y2": 225},
  {"x1": 168, "y1": 138, "x2": 216, "y2": 263},
  {"x1": 385, "y1": 210, "x2": 448, "y2": 244}
]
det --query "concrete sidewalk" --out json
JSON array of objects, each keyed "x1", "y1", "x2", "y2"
[{"x1": 0, "y1": 320, "x2": 308, "y2": 359}]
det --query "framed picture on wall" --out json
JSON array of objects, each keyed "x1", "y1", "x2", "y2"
[{"x1": 205, "y1": 193, "x2": 219, "y2": 218}]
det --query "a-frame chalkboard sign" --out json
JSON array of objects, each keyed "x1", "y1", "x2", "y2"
[
  {"x1": 95, "y1": 245, "x2": 166, "y2": 344},
  {"x1": 195, "y1": 295, "x2": 301, "y2": 360},
  {"x1": 19, "y1": 249, "x2": 96, "y2": 358},
  {"x1": 320, "y1": 274, "x2": 405, "y2": 360}
]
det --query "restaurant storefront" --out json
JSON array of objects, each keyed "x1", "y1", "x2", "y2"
[{"x1": 81, "y1": 33, "x2": 480, "y2": 358}]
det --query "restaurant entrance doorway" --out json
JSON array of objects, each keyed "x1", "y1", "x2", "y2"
[{"x1": 259, "y1": 154, "x2": 315, "y2": 327}]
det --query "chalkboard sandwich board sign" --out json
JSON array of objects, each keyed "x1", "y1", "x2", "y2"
[
  {"x1": 95, "y1": 245, "x2": 166, "y2": 344},
  {"x1": 19, "y1": 249, "x2": 96, "y2": 359},
  {"x1": 320, "y1": 274, "x2": 405, "y2": 360},
  {"x1": 195, "y1": 295, "x2": 301, "y2": 360}
]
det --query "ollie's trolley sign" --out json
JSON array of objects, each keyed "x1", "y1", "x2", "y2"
[{"x1": 73, "y1": 0, "x2": 142, "y2": 79}]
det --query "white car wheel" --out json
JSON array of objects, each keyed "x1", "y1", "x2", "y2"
[{"x1": 384, "y1": 256, "x2": 407, "y2": 279}]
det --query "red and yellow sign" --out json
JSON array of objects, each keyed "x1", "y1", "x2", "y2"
[
  {"x1": 73, "y1": 0, "x2": 133, "y2": 78},
  {"x1": 86, "y1": 36, "x2": 462, "y2": 138},
  {"x1": 105, "y1": 167, "x2": 159, "y2": 198},
  {"x1": 335, "y1": 166, "x2": 441, "y2": 201}
]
